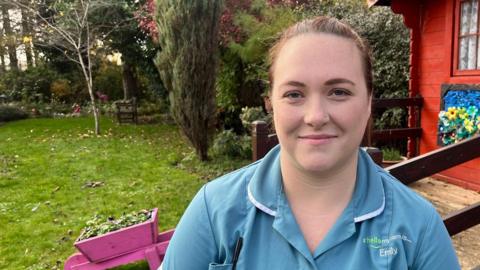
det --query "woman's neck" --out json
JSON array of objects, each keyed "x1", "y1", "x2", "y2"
[{"x1": 280, "y1": 153, "x2": 358, "y2": 216}]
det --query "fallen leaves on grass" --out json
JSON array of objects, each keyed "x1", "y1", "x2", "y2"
[
  {"x1": 82, "y1": 181, "x2": 104, "y2": 188},
  {"x1": 31, "y1": 203, "x2": 40, "y2": 212}
]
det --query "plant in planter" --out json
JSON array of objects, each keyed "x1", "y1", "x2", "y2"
[
  {"x1": 381, "y1": 147, "x2": 406, "y2": 167},
  {"x1": 78, "y1": 209, "x2": 153, "y2": 241},
  {"x1": 74, "y1": 208, "x2": 159, "y2": 263}
]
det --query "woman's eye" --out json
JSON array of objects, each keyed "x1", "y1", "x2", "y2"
[
  {"x1": 284, "y1": 91, "x2": 303, "y2": 99},
  {"x1": 330, "y1": 88, "x2": 351, "y2": 97}
]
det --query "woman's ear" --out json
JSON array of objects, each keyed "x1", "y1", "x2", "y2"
[
  {"x1": 367, "y1": 93, "x2": 373, "y2": 116},
  {"x1": 263, "y1": 95, "x2": 272, "y2": 114}
]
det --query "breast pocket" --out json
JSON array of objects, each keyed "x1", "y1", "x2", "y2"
[{"x1": 208, "y1": 263, "x2": 233, "y2": 270}]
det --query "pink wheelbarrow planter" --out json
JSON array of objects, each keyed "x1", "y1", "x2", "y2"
[{"x1": 64, "y1": 208, "x2": 174, "y2": 270}]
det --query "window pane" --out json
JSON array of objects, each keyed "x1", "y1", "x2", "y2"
[
  {"x1": 472, "y1": 0, "x2": 479, "y2": 33},
  {"x1": 468, "y1": 36, "x2": 478, "y2": 69},
  {"x1": 459, "y1": 37, "x2": 468, "y2": 70},
  {"x1": 459, "y1": 0, "x2": 479, "y2": 70},
  {"x1": 477, "y1": 37, "x2": 480, "y2": 69},
  {"x1": 460, "y1": 1, "x2": 472, "y2": 35}
]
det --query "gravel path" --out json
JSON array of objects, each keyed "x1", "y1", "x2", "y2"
[{"x1": 410, "y1": 178, "x2": 480, "y2": 270}]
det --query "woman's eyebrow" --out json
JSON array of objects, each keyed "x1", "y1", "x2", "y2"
[
  {"x1": 280, "y1": 80, "x2": 306, "y2": 88},
  {"x1": 324, "y1": 78, "x2": 356, "y2": 86}
]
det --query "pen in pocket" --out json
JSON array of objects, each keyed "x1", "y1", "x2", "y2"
[{"x1": 232, "y1": 237, "x2": 243, "y2": 270}]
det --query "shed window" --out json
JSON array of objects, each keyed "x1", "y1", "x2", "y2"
[{"x1": 458, "y1": 0, "x2": 480, "y2": 70}]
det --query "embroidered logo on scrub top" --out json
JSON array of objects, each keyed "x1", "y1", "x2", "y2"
[{"x1": 362, "y1": 234, "x2": 413, "y2": 257}]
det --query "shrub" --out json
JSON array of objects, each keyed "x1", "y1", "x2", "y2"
[
  {"x1": 137, "y1": 100, "x2": 169, "y2": 116},
  {"x1": 211, "y1": 129, "x2": 252, "y2": 159},
  {"x1": 240, "y1": 106, "x2": 271, "y2": 132},
  {"x1": 50, "y1": 79, "x2": 73, "y2": 102},
  {"x1": 215, "y1": 4, "x2": 300, "y2": 133},
  {"x1": 374, "y1": 107, "x2": 406, "y2": 130},
  {"x1": 23, "y1": 102, "x2": 77, "y2": 118},
  {"x1": 0, "y1": 105, "x2": 29, "y2": 122},
  {"x1": 93, "y1": 63, "x2": 124, "y2": 101},
  {"x1": 0, "y1": 65, "x2": 58, "y2": 103}
]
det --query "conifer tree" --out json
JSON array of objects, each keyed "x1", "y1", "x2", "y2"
[{"x1": 155, "y1": 0, "x2": 223, "y2": 161}]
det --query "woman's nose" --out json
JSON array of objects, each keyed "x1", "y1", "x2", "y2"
[{"x1": 304, "y1": 98, "x2": 330, "y2": 128}]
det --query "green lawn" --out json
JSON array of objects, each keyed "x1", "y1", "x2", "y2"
[{"x1": 0, "y1": 117, "x2": 248, "y2": 270}]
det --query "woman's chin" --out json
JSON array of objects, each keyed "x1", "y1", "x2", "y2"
[{"x1": 296, "y1": 159, "x2": 336, "y2": 175}]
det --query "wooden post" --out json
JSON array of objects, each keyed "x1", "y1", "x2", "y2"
[
  {"x1": 252, "y1": 121, "x2": 270, "y2": 161},
  {"x1": 362, "y1": 147, "x2": 383, "y2": 166},
  {"x1": 407, "y1": 95, "x2": 422, "y2": 158}
]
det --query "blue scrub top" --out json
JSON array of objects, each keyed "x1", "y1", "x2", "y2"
[{"x1": 162, "y1": 145, "x2": 460, "y2": 270}]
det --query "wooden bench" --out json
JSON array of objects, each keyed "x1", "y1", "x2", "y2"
[{"x1": 115, "y1": 99, "x2": 138, "y2": 124}]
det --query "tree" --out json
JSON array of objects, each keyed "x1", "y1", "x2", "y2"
[
  {"x1": 19, "y1": 0, "x2": 34, "y2": 67},
  {"x1": 0, "y1": 25, "x2": 6, "y2": 72},
  {"x1": 155, "y1": 1, "x2": 223, "y2": 161},
  {"x1": 105, "y1": 0, "x2": 157, "y2": 101},
  {"x1": 2, "y1": 0, "x2": 131, "y2": 134},
  {"x1": 1, "y1": 3, "x2": 19, "y2": 71}
]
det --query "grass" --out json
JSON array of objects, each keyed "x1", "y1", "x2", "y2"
[{"x1": 0, "y1": 117, "x2": 249, "y2": 270}]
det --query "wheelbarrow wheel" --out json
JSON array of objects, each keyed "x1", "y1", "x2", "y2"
[{"x1": 64, "y1": 253, "x2": 89, "y2": 270}]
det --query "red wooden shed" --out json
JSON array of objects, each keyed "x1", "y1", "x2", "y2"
[{"x1": 369, "y1": 0, "x2": 480, "y2": 191}]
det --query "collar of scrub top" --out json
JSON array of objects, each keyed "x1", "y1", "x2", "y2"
[{"x1": 247, "y1": 144, "x2": 386, "y2": 223}]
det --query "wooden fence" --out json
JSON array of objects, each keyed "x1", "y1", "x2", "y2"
[
  {"x1": 367, "y1": 96, "x2": 423, "y2": 157},
  {"x1": 386, "y1": 135, "x2": 480, "y2": 236}
]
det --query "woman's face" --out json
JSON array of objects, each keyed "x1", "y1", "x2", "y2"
[{"x1": 270, "y1": 33, "x2": 371, "y2": 176}]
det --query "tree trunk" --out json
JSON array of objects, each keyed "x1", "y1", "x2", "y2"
[
  {"x1": 87, "y1": 79, "x2": 100, "y2": 135},
  {"x1": 78, "y1": 50, "x2": 100, "y2": 135},
  {"x1": 0, "y1": 54, "x2": 5, "y2": 73},
  {"x1": 20, "y1": 2, "x2": 33, "y2": 68},
  {"x1": 0, "y1": 31, "x2": 5, "y2": 73},
  {"x1": 2, "y1": 4, "x2": 18, "y2": 71},
  {"x1": 122, "y1": 62, "x2": 138, "y2": 100}
]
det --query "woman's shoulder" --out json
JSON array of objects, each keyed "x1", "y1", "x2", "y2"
[
  {"x1": 375, "y1": 167, "x2": 445, "y2": 239},
  {"x1": 206, "y1": 160, "x2": 259, "y2": 191},
  {"x1": 365, "y1": 167, "x2": 459, "y2": 269},
  {"x1": 200, "y1": 160, "x2": 261, "y2": 211},
  {"x1": 377, "y1": 167, "x2": 437, "y2": 213}
]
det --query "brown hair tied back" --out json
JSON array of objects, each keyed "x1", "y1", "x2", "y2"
[{"x1": 268, "y1": 16, "x2": 373, "y2": 96}]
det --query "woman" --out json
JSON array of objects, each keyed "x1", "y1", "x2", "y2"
[{"x1": 161, "y1": 16, "x2": 460, "y2": 269}]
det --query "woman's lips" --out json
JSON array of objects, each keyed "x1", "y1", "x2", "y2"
[{"x1": 298, "y1": 134, "x2": 337, "y2": 145}]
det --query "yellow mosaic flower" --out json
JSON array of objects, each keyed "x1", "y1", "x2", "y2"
[
  {"x1": 457, "y1": 107, "x2": 467, "y2": 119},
  {"x1": 464, "y1": 119, "x2": 474, "y2": 133},
  {"x1": 446, "y1": 107, "x2": 457, "y2": 120},
  {"x1": 466, "y1": 125, "x2": 474, "y2": 133}
]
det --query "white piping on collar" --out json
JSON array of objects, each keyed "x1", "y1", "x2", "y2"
[
  {"x1": 353, "y1": 195, "x2": 385, "y2": 223},
  {"x1": 247, "y1": 184, "x2": 277, "y2": 217},
  {"x1": 247, "y1": 181, "x2": 385, "y2": 222}
]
